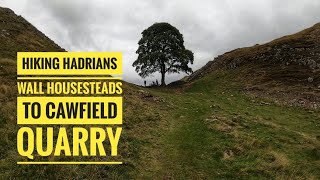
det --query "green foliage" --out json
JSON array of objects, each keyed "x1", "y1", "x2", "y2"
[{"x1": 133, "y1": 22, "x2": 194, "y2": 85}]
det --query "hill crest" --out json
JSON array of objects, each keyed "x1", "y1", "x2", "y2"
[
  {"x1": 187, "y1": 23, "x2": 320, "y2": 82},
  {"x1": 182, "y1": 23, "x2": 320, "y2": 108},
  {"x1": 0, "y1": 7, "x2": 64, "y2": 59}
]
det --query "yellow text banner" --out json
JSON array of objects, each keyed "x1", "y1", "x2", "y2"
[
  {"x1": 17, "y1": 52, "x2": 122, "y2": 75},
  {"x1": 17, "y1": 97, "x2": 122, "y2": 124}
]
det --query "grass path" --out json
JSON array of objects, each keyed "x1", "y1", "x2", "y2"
[{"x1": 135, "y1": 76, "x2": 320, "y2": 179}]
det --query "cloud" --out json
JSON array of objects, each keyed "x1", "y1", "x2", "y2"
[{"x1": 1, "y1": 0, "x2": 320, "y2": 84}]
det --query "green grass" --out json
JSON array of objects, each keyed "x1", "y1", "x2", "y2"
[
  {"x1": 136, "y1": 71, "x2": 320, "y2": 179},
  {"x1": 1, "y1": 66, "x2": 319, "y2": 179}
]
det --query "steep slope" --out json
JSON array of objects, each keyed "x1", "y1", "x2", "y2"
[
  {"x1": 0, "y1": 7, "x2": 65, "y2": 59},
  {"x1": 0, "y1": 7, "x2": 65, "y2": 83},
  {"x1": 185, "y1": 23, "x2": 320, "y2": 108}
]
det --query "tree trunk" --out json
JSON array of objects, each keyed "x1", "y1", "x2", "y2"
[
  {"x1": 161, "y1": 71, "x2": 166, "y2": 86},
  {"x1": 160, "y1": 59, "x2": 166, "y2": 86}
]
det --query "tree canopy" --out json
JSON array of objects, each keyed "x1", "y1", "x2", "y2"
[{"x1": 133, "y1": 22, "x2": 194, "y2": 86}]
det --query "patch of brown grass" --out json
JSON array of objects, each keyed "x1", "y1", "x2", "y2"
[{"x1": 269, "y1": 151, "x2": 290, "y2": 169}]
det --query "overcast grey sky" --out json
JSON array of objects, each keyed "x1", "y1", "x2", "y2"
[{"x1": 2, "y1": 0, "x2": 320, "y2": 84}]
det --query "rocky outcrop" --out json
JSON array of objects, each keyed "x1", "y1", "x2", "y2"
[
  {"x1": 187, "y1": 23, "x2": 320, "y2": 83},
  {"x1": 185, "y1": 23, "x2": 320, "y2": 109}
]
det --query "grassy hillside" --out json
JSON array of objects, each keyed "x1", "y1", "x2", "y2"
[
  {"x1": 0, "y1": 7, "x2": 64, "y2": 59},
  {"x1": 147, "y1": 71, "x2": 320, "y2": 179}
]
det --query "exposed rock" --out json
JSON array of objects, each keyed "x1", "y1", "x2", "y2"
[
  {"x1": 186, "y1": 23, "x2": 320, "y2": 83},
  {"x1": 184, "y1": 23, "x2": 320, "y2": 109}
]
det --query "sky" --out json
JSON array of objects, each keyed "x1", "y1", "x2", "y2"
[{"x1": 1, "y1": 0, "x2": 320, "y2": 85}]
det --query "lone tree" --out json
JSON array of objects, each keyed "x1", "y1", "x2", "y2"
[{"x1": 133, "y1": 22, "x2": 194, "y2": 86}]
